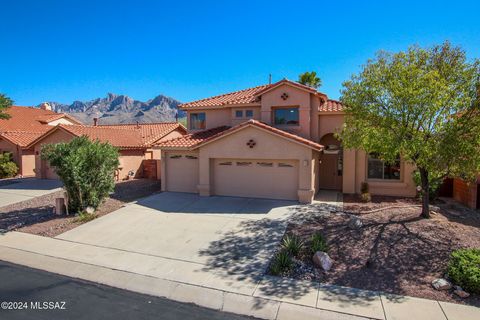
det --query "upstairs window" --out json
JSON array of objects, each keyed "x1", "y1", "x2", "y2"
[
  {"x1": 235, "y1": 110, "x2": 243, "y2": 118},
  {"x1": 246, "y1": 110, "x2": 254, "y2": 118},
  {"x1": 190, "y1": 113, "x2": 206, "y2": 130},
  {"x1": 367, "y1": 153, "x2": 401, "y2": 180},
  {"x1": 274, "y1": 107, "x2": 299, "y2": 126}
]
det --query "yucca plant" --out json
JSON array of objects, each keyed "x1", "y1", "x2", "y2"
[
  {"x1": 270, "y1": 249, "x2": 293, "y2": 276},
  {"x1": 282, "y1": 234, "x2": 304, "y2": 257},
  {"x1": 310, "y1": 232, "x2": 328, "y2": 254}
]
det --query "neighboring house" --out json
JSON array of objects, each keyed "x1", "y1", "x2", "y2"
[
  {"x1": 0, "y1": 104, "x2": 81, "y2": 176},
  {"x1": 28, "y1": 122, "x2": 186, "y2": 180},
  {"x1": 156, "y1": 79, "x2": 417, "y2": 203},
  {"x1": 453, "y1": 176, "x2": 480, "y2": 209}
]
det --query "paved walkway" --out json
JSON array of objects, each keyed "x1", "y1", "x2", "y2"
[
  {"x1": 0, "y1": 178, "x2": 62, "y2": 208},
  {"x1": 0, "y1": 192, "x2": 478, "y2": 320}
]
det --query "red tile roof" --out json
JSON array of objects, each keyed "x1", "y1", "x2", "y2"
[
  {"x1": 28, "y1": 122, "x2": 185, "y2": 149},
  {"x1": 0, "y1": 106, "x2": 81, "y2": 147},
  {"x1": 320, "y1": 100, "x2": 344, "y2": 112},
  {"x1": 179, "y1": 85, "x2": 269, "y2": 109},
  {"x1": 155, "y1": 126, "x2": 230, "y2": 149},
  {"x1": 179, "y1": 79, "x2": 329, "y2": 110},
  {"x1": 157, "y1": 120, "x2": 323, "y2": 151}
]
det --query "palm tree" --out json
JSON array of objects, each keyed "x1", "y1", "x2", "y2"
[{"x1": 298, "y1": 71, "x2": 322, "y2": 89}]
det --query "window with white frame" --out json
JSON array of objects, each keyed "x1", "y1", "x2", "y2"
[{"x1": 367, "y1": 153, "x2": 401, "y2": 180}]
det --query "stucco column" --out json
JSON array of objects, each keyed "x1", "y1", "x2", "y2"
[
  {"x1": 297, "y1": 151, "x2": 315, "y2": 203},
  {"x1": 160, "y1": 151, "x2": 167, "y2": 191},
  {"x1": 197, "y1": 151, "x2": 211, "y2": 196},
  {"x1": 342, "y1": 148, "x2": 356, "y2": 194}
]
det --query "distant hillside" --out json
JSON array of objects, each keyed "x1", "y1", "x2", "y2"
[{"x1": 40, "y1": 93, "x2": 185, "y2": 125}]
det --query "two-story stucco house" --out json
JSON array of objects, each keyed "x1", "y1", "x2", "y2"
[{"x1": 156, "y1": 79, "x2": 417, "y2": 203}]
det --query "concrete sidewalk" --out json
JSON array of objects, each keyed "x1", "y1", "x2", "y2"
[
  {"x1": 0, "y1": 231, "x2": 478, "y2": 320},
  {"x1": 0, "y1": 178, "x2": 62, "y2": 208}
]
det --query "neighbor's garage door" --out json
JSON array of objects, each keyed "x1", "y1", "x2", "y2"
[
  {"x1": 213, "y1": 159, "x2": 298, "y2": 200},
  {"x1": 165, "y1": 153, "x2": 199, "y2": 193}
]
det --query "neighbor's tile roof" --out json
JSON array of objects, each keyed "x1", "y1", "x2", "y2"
[
  {"x1": 96, "y1": 122, "x2": 186, "y2": 145},
  {"x1": 179, "y1": 84, "x2": 270, "y2": 109},
  {"x1": 320, "y1": 100, "x2": 344, "y2": 112},
  {"x1": 0, "y1": 106, "x2": 81, "y2": 147},
  {"x1": 32, "y1": 122, "x2": 186, "y2": 149},
  {"x1": 157, "y1": 120, "x2": 323, "y2": 151}
]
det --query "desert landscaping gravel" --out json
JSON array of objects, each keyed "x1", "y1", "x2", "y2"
[{"x1": 0, "y1": 179, "x2": 161, "y2": 237}]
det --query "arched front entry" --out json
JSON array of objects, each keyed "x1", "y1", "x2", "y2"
[{"x1": 318, "y1": 133, "x2": 343, "y2": 191}]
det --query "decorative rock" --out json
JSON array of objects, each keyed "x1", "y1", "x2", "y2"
[
  {"x1": 453, "y1": 287, "x2": 470, "y2": 298},
  {"x1": 431, "y1": 278, "x2": 452, "y2": 291},
  {"x1": 85, "y1": 206, "x2": 95, "y2": 214},
  {"x1": 313, "y1": 251, "x2": 333, "y2": 271},
  {"x1": 348, "y1": 217, "x2": 363, "y2": 229}
]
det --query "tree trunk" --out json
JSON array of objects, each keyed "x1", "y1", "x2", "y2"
[{"x1": 419, "y1": 167, "x2": 430, "y2": 218}]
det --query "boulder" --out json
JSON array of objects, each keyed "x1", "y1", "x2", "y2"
[
  {"x1": 454, "y1": 288, "x2": 470, "y2": 298},
  {"x1": 348, "y1": 217, "x2": 363, "y2": 229},
  {"x1": 431, "y1": 278, "x2": 452, "y2": 291},
  {"x1": 313, "y1": 251, "x2": 333, "y2": 271},
  {"x1": 85, "y1": 206, "x2": 95, "y2": 214}
]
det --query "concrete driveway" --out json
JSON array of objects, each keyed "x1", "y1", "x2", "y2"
[
  {"x1": 56, "y1": 192, "x2": 296, "y2": 289},
  {"x1": 0, "y1": 178, "x2": 62, "y2": 208}
]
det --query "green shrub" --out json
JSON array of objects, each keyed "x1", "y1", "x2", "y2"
[
  {"x1": 360, "y1": 182, "x2": 369, "y2": 194},
  {"x1": 0, "y1": 152, "x2": 18, "y2": 178},
  {"x1": 270, "y1": 249, "x2": 293, "y2": 276},
  {"x1": 448, "y1": 248, "x2": 480, "y2": 294},
  {"x1": 281, "y1": 234, "x2": 304, "y2": 257},
  {"x1": 310, "y1": 232, "x2": 328, "y2": 254},
  {"x1": 42, "y1": 136, "x2": 119, "y2": 213},
  {"x1": 360, "y1": 192, "x2": 371, "y2": 203},
  {"x1": 75, "y1": 211, "x2": 97, "y2": 223}
]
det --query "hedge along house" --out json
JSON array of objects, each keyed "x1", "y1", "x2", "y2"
[
  {"x1": 0, "y1": 104, "x2": 81, "y2": 176},
  {"x1": 156, "y1": 79, "x2": 417, "y2": 203},
  {"x1": 27, "y1": 122, "x2": 186, "y2": 180}
]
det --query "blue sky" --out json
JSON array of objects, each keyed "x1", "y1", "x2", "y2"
[{"x1": 1, "y1": 0, "x2": 479, "y2": 105}]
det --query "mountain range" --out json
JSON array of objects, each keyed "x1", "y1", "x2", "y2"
[{"x1": 39, "y1": 93, "x2": 185, "y2": 125}]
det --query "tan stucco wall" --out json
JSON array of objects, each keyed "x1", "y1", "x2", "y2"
[
  {"x1": 260, "y1": 85, "x2": 312, "y2": 139},
  {"x1": 353, "y1": 150, "x2": 416, "y2": 197},
  {"x1": 230, "y1": 106, "x2": 261, "y2": 126},
  {"x1": 20, "y1": 149, "x2": 36, "y2": 176},
  {"x1": 33, "y1": 129, "x2": 75, "y2": 178},
  {"x1": 187, "y1": 108, "x2": 230, "y2": 132},
  {"x1": 118, "y1": 150, "x2": 146, "y2": 180},
  {"x1": 197, "y1": 126, "x2": 316, "y2": 202},
  {"x1": 318, "y1": 114, "x2": 344, "y2": 141}
]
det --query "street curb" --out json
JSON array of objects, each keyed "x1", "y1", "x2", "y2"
[{"x1": 0, "y1": 245, "x2": 373, "y2": 320}]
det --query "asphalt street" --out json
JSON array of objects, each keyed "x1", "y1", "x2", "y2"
[{"x1": 0, "y1": 260, "x2": 255, "y2": 320}]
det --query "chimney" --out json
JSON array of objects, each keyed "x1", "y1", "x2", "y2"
[
  {"x1": 40, "y1": 102, "x2": 52, "y2": 111},
  {"x1": 175, "y1": 112, "x2": 178, "y2": 123},
  {"x1": 269, "y1": 74, "x2": 272, "y2": 84},
  {"x1": 93, "y1": 118, "x2": 98, "y2": 126}
]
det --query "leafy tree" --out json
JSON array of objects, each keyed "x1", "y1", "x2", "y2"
[
  {"x1": 42, "y1": 136, "x2": 120, "y2": 213},
  {"x1": 339, "y1": 42, "x2": 480, "y2": 218},
  {"x1": 0, "y1": 94, "x2": 13, "y2": 119},
  {"x1": 0, "y1": 152, "x2": 18, "y2": 178},
  {"x1": 298, "y1": 71, "x2": 322, "y2": 89}
]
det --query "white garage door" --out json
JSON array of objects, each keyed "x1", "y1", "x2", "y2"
[
  {"x1": 165, "y1": 153, "x2": 199, "y2": 193},
  {"x1": 213, "y1": 159, "x2": 298, "y2": 200}
]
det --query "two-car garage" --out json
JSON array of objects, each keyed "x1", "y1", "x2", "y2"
[{"x1": 159, "y1": 121, "x2": 321, "y2": 203}]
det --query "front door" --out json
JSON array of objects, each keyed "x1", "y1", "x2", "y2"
[{"x1": 318, "y1": 154, "x2": 342, "y2": 191}]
